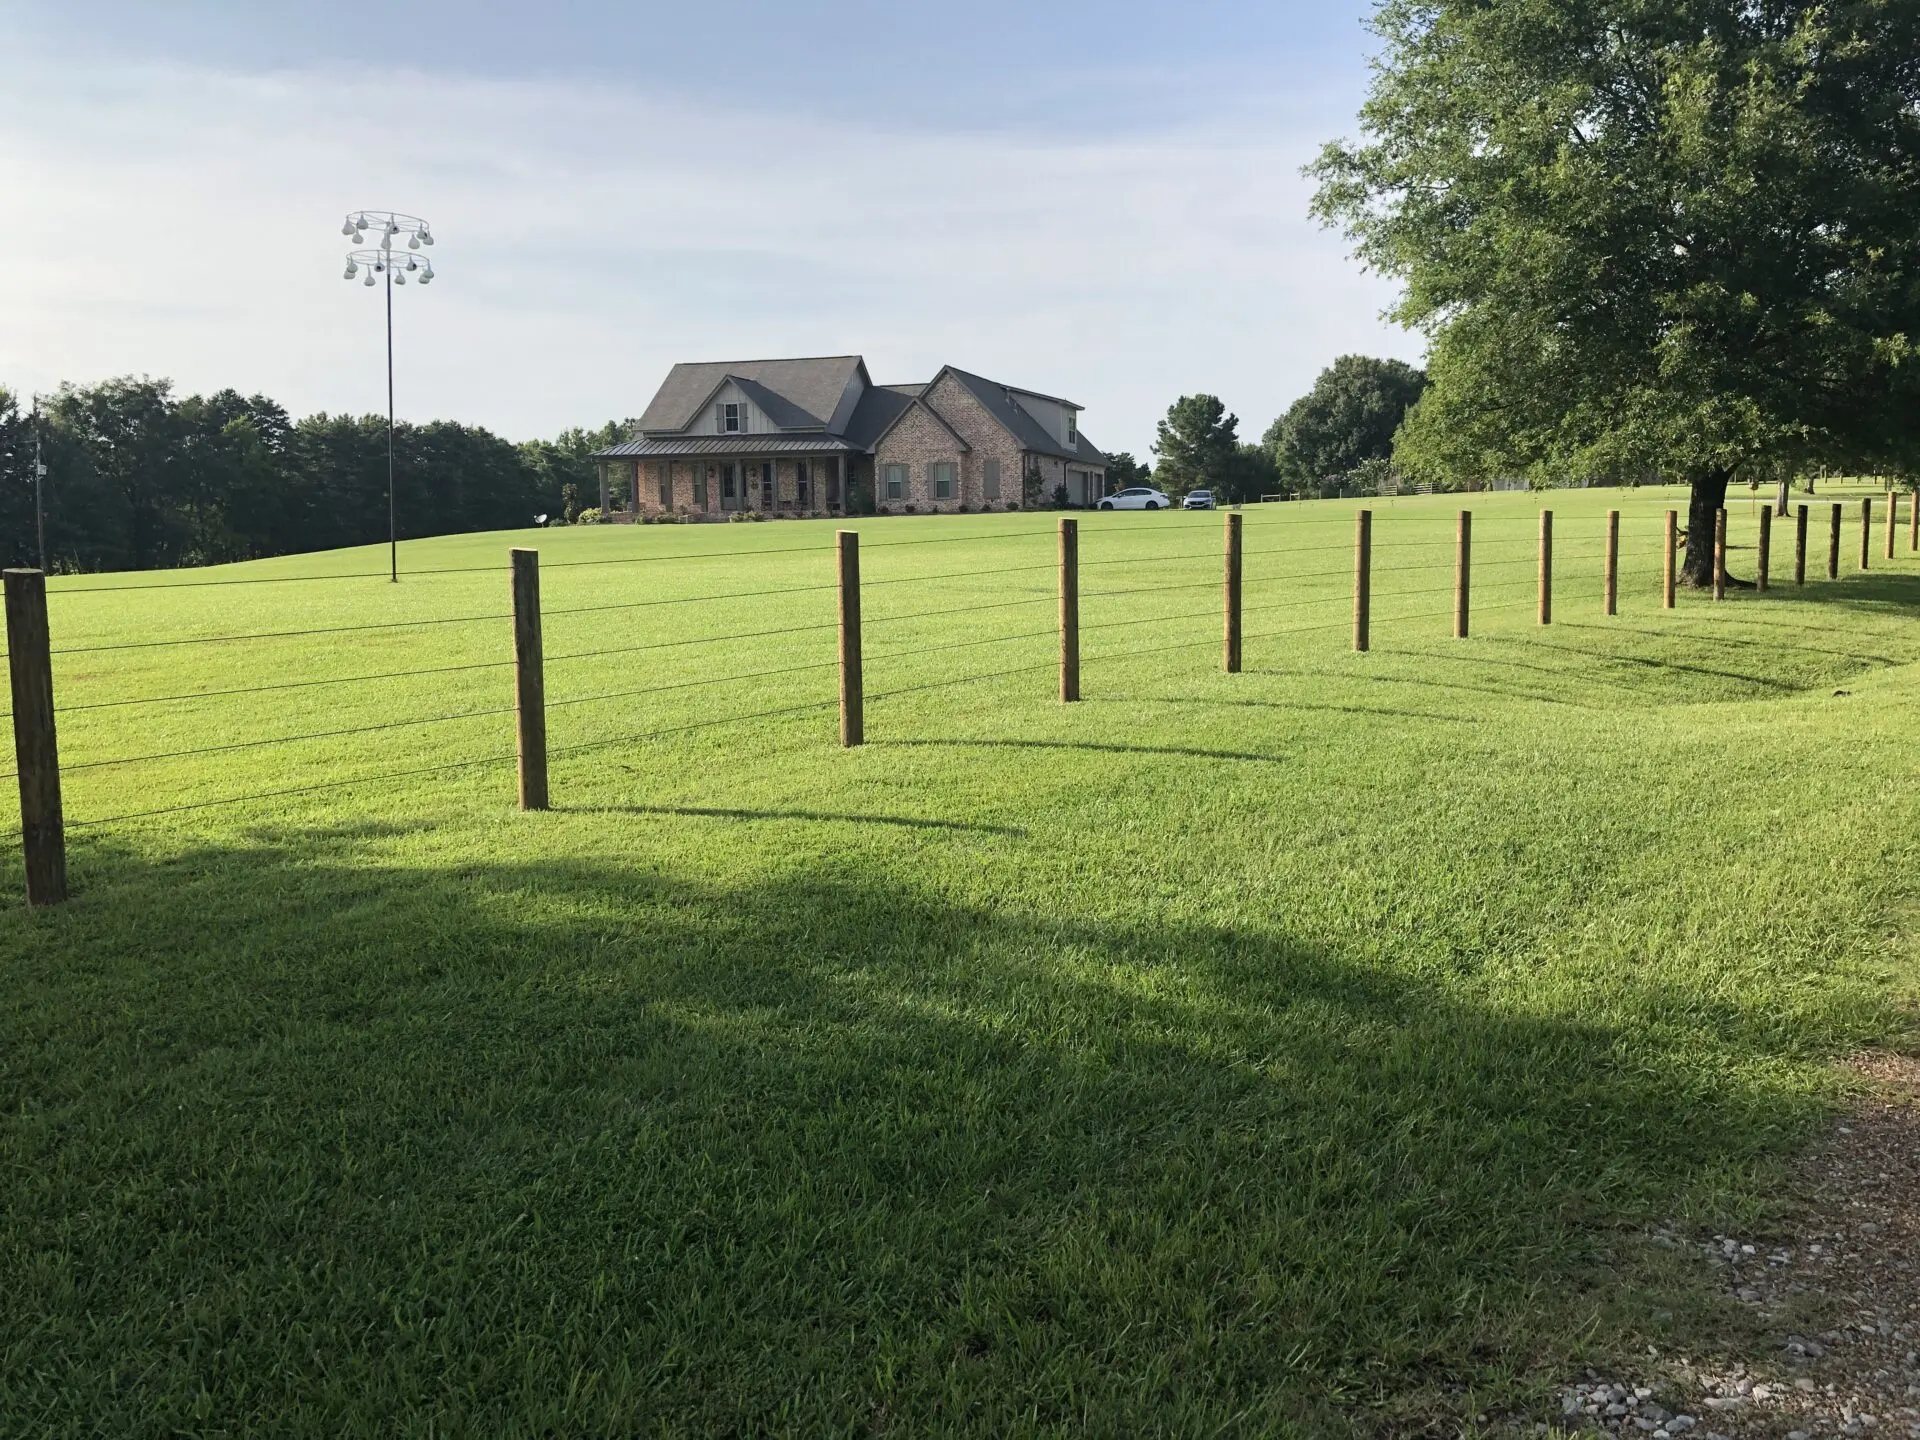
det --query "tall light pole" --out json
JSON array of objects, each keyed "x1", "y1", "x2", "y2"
[
  {"x1": 30, "y1": 394, "x2": 46, "y2": 573},
  {"x1": 340, "y1": 210, "x2": 436, "y2": 582}
]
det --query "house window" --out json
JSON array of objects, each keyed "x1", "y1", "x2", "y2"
[
  {"x1": 759, "y1": 462, "x2": 775, "y2": 510},
  {"x1": 721, "y1": 462, "x2": 738, "y2": 501},
  {"x1": 658, "y1": 463, "x2": 672, "y2": 509},
  {"x1": 826, "y1": 459, "x2": 841, "y2": 505},
  {"x1": 694, "y1": 466, "x2": 710, "y2": 510},
  {"x1": 796, "y1": 460, "x2": 812, "y2": 509},
  {"x1": 983, "y1": 459, "x2": 1001, "y2": 500},
  {"x1": 719, "y1": 401, "x2": 743, "y2": 434},
  {"x1": 883, "y1": 463, "x2": 907, "y2": 500},
  {"x1": 931, "y1": 462, "x2": 955, "y2": 501},
  {"x1": 1066, "y1": 411, "x2": 1078, "y2": 447}
]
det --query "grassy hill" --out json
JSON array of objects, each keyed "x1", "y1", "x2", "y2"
[{"x1": 3, "y1": 484, "x2": 1916, "y2": 1434}]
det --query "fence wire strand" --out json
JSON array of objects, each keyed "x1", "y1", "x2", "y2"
[{"x1": 60, "y1": 704, "x2": 517, "y2": 774}]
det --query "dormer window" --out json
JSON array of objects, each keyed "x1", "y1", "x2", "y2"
[
  {"x1": 1066, "y1": 411, "x2": 1078, "y2": 447},
  {"x1": 718, "y1": 401, "x2": 743, "y2": 434}
]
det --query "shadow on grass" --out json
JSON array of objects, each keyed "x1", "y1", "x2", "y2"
[
  {"x1": 1239, "y1": 664, "x2": 1600, "y2": 709},
  {"x1": 557, "y1": 803, "x2": 1027, "y2": 837},
  {"x1": 1551, "y1": 620, "x2": 1900, "y2": 669},
  {"x1": 0, "y1": 827, "x2": 1837, "y2": 1434},
  {"x1": 1495, "y1": 635, "x2": 1798, "y2": 692},
  {"x1": 1083, "y1": 694, "x2": 1476, "y2": 724},
  {"x1": 878, "y1": 736, "x2": 1287, "y2": 763}
]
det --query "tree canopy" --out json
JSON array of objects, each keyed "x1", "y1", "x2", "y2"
[
  {"x1": 0, "y1": 376, "x2": 626, "y2": 573},
  {"x1": 1104, "y1": 451, "x2": 1151, "y2": 491},
  {"x1": 1264, "y1": 355, "x2": 1428, "y2": 485},
  {"x1": 1311, "y1": 0, "x2": 1920, "y2": 580},
  {"x1": 1153, "y1": 394, "x2": 1241, "y2": 494}
]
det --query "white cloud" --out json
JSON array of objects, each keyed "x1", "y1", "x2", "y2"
[{"x1": 0, "y1": 54, "x2": 1421, "y2": 458}]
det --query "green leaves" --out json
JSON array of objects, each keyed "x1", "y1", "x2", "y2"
[
  {"x1": 1152, "y1": 394, "x2": 1240, "y2": 493},
  {"x1": 1264, "y1": 355, "x2": 1429, "y2": 487},
  {"x1": 1314, "y1": 0, "x2": 1920, "y2": 488}
]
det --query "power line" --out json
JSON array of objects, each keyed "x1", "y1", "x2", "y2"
[
  {"x1": 67, "y1": 750, "x2": 514, "y2": 829},
  {"x1": 61, "y1": 703, "x2": 515, "y2": 773},
  {"x1": 548, "y1": 658, "x2": 839, "y2": 710},
  {"x1": 51, "y1": 609, "x2": 509, "y2": 656}
]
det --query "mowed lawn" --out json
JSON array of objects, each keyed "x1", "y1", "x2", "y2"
[{"x1": 3, "y1": 485, "x2": 1917, "y2": 1435}]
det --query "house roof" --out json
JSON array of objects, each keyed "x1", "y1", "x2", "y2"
[
  {"x1": 598, "y1": 435, "x2": 860, "y2": 458},
  {"x1": 613, "y1": 355, "x2": 1107, "y2": 465},
  {"x1": 864, "y1": 386, "x2": 976, "y2": 455},
  {"x1": 942, "y1": 366, "x2": 1107, "y2": 465},
  {"x1": 840, "y1": 385, "x2": 919, "y2": 450},
  {"x1": 635, "y1": 356, "x2": 865, "y2": 434},
  {"x1": 726, "y1": 375, "x2": 823, "y2": 430}
]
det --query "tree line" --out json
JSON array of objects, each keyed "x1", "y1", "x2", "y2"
[
  {"x1": 0, "y1": 377, "x2": 623, "y2": 573},
  {"x1": 1111, "y1": 353, "x2": 1429, "y2": 504}
]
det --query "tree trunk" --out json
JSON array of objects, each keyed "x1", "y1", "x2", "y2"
[{"x1": 1681, "y1": 469, "x2": 1731, "y2": 587}]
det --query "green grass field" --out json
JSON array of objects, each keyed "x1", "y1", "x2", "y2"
[{"x1": 3, "y1": 483, "x2": 1917, "y2": 1435}]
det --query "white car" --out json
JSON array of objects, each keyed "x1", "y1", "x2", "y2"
[{"x1": 1098, "y1": 486, "x2": 1172, "y2": 511}]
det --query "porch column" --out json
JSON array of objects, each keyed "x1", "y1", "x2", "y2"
[{"x1": 598, "y1": 460, "x2": 609, "y2": 514}]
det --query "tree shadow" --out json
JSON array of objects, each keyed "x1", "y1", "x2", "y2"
[
  {"x1": 0, "y1": 826, "x2": 1839, "y2": 1433},
  {"x1": 1082, "y1": 694, "x2": 1477, "y2": 724},
  {"x1": 1552, "y1": 620, "x2": 1899, "y2": 669},
  {"x1": 878, "y1": 736, "x2": 1287, "y2": 763},
  {"x1": 1240, "y1": 664, "x2": 1600, "y2": 709},
  {"x1": 559, "y1": 803, "x2": 1027, "y2": 837}
]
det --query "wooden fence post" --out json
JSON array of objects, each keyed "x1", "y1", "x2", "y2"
[
  {"x1": 1454, "y1": 509, "x2": 1471, "y2": 639},
  {"x1": 1223, "y1": 511, "x2": 1242, "y2": 673},
  {"x1": 1058, "y1": 516, "x2": 1079, "y2": 702},
  {"x1": 4, "y1": 569, "x2": 66, "y2": 906},
  {"x1": 1603, "y1": 508, "x2": 1619, "y2": 616},
  {"x1": 1538, "y1": 509, "x2": 1553, "y2": 625},
  {"x1": 1663, "y1": 509, "x2": 1677, "y2": 609},
  {"x1": 1860, "y1": 496, "x2": 1873, "y2": 571},
  {"x1": 510, "y1": 548, "x2": 548, "y2": 811},
  {"x1": 1888, "y1": 489, "x2": 1898, "y2": 560},
  {"x1": 1828, "y1": 503, "x2": 1842, "y2": 579},
  {"x1": 1713, "y1": 508, "x2": 1727, "y2": 600},
  {"x1": 1795, "y1": 504, "x2": 1809, "y2": 585},
  {"x1": 1353, "y1": 508, "x2": 1372, "y2": 652},
  {"x1": 837, "y1": 530, "x2": 863, "y2": 746},
  {"x1": 1756, "y1": 505, "x2": 1771, "y2": 593}
]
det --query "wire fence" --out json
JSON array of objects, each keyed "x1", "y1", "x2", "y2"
[{"x1": 3, "y1": 492, "x2": 1907, "y2": 902}]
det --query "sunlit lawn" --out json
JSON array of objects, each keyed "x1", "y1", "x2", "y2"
[{"x1": 2, "y1": 484, "x2": 1916, "y2": 1434}]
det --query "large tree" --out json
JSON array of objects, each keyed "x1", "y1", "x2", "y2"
[
  {"x1": 1153, "y1": 394, "x2": 1240, "y2": 493},
  {"x1": 1264, "y1": 355, "x2": 1428, "y2": 485},
  {"x1": 1311, "y1": 0, "x2": 1920, "y2": 584}
]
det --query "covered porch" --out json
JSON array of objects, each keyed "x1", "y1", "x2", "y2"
[{"x1": 596, "y1": 437, "x2": 862, "y2": 519}]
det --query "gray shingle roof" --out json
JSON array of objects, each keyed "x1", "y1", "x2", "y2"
[
  {"x1": 727, "y1": 375, "x2": 823, "y2": 429},
  {"x1": 597, "y1": 435, "x2": 860, "y2": 458},
  {"x1": 840, "y1": 386, "x2": 919, "y2": 450},
  {"x1": 943, "y1": 367, "x2": 1106, "y2": 465},
  {"x1": 635, "y1": 356, "x2": 864, "y2": 434}
]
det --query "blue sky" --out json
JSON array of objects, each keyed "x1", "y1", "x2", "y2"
[{"x1": 0, "y1": 1, "x2": 1415, "y2": 459}]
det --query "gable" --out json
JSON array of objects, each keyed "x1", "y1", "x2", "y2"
[
  {"x1": 873, "y1": 395, "x2": 972, "y2": 454},
  {"x1": 637, "y1": 356, "x2": 866, "y2": 435}
]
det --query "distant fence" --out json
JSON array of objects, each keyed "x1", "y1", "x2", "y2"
[{"x1": 7, "y1": 489, "x2": 1915, "y2": 906}]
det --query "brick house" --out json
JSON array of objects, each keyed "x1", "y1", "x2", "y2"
[{"x1": 594, "y1": 355, "x2": 1108, "y2": 518}]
